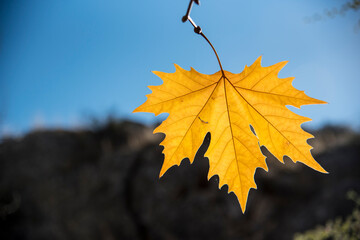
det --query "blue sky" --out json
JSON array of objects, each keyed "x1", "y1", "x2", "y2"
[{"x1": 1, "y1": 0, "x2": 359, "y2": 136}]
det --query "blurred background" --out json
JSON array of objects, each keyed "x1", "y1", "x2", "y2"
[{"x1": 1, "y1": 0, "x2": 359, "y2": 239}]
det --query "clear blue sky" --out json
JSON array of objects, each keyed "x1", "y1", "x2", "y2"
[{"x1": 1, "y1": 0, "x2": 359, "y2": 136}]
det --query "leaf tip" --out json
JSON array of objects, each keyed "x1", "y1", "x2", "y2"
[
  {"x1": 318, "y1": 99, "x2": 328, "y2": 104},
  {"x1": 317, "y1": 166, "x2": 329, "y2": 174},
  {"x1": 275, "y1": 60, "x2": 289, "y2": 71},
  {"x1": 159, "y1": 165, "x2": 167, "y2": 178},
  {"x1": 152, "y1": 70, "x2": 162, "y2": 76},
  {"x1": 133, "y1": 105, "x2": 143, "y2": 113},
  {"x1": 255, "y1": 55, "x2": 263, "y2": 64},
  {"x1": 307, "y1": 97, "x2": 328, "y2": 106},
  {"x1": 304, "y1": 157, "x2": 328, "y2": 174},
  {"x1": 241, "y1": 207, "x2": 246, "y2": 214},
  {"x1": 173, "y1": 63, "x2": 183, "y2": 72},
  {"x1": 237, "y1": 194, "x2": 248, "y2": 214}
]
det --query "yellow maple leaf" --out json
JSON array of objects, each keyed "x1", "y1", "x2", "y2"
[{"x1": 134, "y1": 56, "x2": 327, "y2": 212}]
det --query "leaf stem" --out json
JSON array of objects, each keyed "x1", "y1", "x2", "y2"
[{"x1": 199, "y1": 32, "x2": 225, "y2": 76}]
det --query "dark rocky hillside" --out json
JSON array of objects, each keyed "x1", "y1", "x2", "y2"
[{"x1": 0, "y1": 120, "x2": 359, "y2": 240}]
